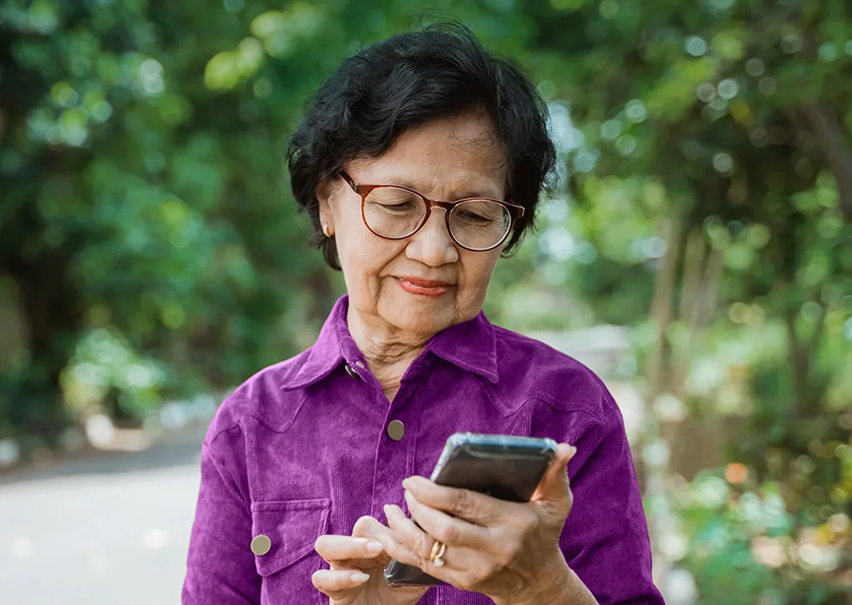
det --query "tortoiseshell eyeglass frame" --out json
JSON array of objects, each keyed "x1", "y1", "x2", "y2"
[{"x1": 338, "y1": 170, "x2": 524, "y2": 252}]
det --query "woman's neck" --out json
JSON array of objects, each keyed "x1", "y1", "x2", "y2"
[{"x1": 346, "y1": 306, "x2": 432, "y2": 401}]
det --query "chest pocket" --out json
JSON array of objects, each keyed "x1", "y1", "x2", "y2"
[{"x1": 250, "y1": 498, "x2": 330, "y2": 605}]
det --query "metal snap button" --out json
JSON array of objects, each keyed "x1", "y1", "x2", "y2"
[
  {"x1": 344, "y1": 363, "x2": 361, "y2": 380},
  {"x1": 251, "y1": 534, "x2": 272, "y2": 556},
  {"x1": 387, "y1": 420, "x2": 405, "y2": 441}
]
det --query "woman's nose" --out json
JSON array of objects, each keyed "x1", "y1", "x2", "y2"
[{"x1": 405, "y1": 209, "x2": 459, "y2": 266}]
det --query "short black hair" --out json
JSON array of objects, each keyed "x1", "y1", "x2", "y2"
[{"x1": 287, "y1": 22, "x2": 556, "y2": 270}]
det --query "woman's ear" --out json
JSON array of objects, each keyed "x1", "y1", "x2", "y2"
[{"x1": 315, "y1": 179, "x2": 336, "y2": 237}]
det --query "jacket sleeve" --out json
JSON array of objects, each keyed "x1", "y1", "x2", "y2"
[
  {"x1": 534, "y1": 388, "x2": 666, "y2": 605},
  {"x1": 182, "y1": 425, "x2": 261, "y2": 604}
]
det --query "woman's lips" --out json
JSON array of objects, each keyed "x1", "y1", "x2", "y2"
[{"x1": 395, "y1": 276, "x2": 452, "y2": 297}]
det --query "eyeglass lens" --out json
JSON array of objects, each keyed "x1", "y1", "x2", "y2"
[{"x1": 362, "y1": 187, "x2": 510, "y2": 250}]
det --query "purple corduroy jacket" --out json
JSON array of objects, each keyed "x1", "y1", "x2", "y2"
[{"x1": 182, "y1": 295, "x2": 665, "y2": 604}]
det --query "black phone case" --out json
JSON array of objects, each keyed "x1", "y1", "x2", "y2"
[{"x1": 383, "y1": 433, "x2": 558, "y2": 587}]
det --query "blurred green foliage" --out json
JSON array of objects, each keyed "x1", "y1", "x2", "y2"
[{"x1": 1, "y1": 0, "x2": 851, "y2": 601}]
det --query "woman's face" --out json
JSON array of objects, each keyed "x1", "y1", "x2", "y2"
[{"x1": 319, "y1": 113, "x2": 508, "y2": 337}]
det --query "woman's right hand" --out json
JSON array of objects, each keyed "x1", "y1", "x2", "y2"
[{"x1": 312, "y1": 515, "x2": 429, "y2": 605}]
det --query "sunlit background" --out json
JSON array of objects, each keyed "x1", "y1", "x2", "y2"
[{"x1": 1, "y1": 0, "x2": 851, "y2": 604}]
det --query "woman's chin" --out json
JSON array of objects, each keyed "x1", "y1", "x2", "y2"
[{"x1": 384, "y1": 304, "x2": 456, "y2": 336}]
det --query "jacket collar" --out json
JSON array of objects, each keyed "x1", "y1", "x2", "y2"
[
  {"x1": 282, "y1": 294, "x2": 499, "y2": 390},
  {"x1": 424, "y1": 306, "x2": 499, "y2": 384}
]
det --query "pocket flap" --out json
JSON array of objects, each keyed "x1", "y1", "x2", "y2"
[{"x1": 250, "y1": 498, "x2": 330, "y2": 577}]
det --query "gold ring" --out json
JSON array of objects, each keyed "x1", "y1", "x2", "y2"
[{"x1": 429, "y1": 540, "x2": 446, "y2": 567}]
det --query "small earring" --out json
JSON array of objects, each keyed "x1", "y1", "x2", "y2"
[{"x1": 322, "y1": 223, "x2": 332, "y2": 237}]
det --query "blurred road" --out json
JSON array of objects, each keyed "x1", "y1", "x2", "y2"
[{"x1": 0, "y1": 428, "x2": 206, "y2": 605}]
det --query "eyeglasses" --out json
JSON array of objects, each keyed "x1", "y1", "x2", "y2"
[{"x1": 338, "y1": 171, "x2": 524, "y2": 252}]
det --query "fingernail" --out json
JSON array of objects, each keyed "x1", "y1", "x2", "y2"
[
  {"x1": 366, "y1": 540, "x2": 383, "y2": 552},
  {"x1": 405, "y1": 476, "x2": 425, "y2": 488},
  {"x1": 403, "y1": 489, "x2": 414, "y2": 505},
  {"x1": 351, "y1": 572, "x2": 370, "y2": 583},
  {"x1": 383, "y1": 504, "x2": 392, "y2": 517},
  {"x1": 568, "y1": 445, "x2": 577, "y2": 457}
]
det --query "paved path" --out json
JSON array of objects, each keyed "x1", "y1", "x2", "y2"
[{"x1": 0, "y1": 429, "x2": 206, "y2": 605}]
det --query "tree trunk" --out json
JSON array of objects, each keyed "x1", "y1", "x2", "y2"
[
  {"x1": 800, "y1": 101, "x2": 852, "y2": 219},
  {"x1": 5, "y1": 236, "x2": 84, "y2": 442},
  {"x1": 640, "y1": 216, "x2": 684, "y2": 594}
]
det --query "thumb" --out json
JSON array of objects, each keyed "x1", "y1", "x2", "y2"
[{"x1": 531, "y1": 443, "x2": 576, "y2": 504}]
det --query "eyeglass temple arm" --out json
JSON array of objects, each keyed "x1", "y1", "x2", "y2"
[{"x1": 339, "y1": 170, "x2": 359, "y2": 189}]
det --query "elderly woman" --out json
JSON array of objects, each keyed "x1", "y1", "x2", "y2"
[{"x1": 183, "y1": 24, "x2": 664, "y2": 605}]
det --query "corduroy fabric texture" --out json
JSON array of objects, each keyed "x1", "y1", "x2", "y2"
[{"x1": 182, "y1": 295, "x2": 665, "y2": 604}]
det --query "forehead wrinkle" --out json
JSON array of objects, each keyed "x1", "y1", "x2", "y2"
[{"x1": 443, "y1": 115, "x2": 508, "y2": 198}]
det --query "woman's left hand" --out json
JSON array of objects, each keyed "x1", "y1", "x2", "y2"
[{"x1": 378, "y1": 443, "x2": 580, "y2": 605}]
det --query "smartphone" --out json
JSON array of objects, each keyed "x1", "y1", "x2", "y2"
[{"x1": 383, "y1": 432, "x2": 559, "y2": 587}]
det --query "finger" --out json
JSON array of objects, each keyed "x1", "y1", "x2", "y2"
[
  {"x1": 351, "y1": 515, "x2": 387, "y2": 539},
  {"x1": 311, "y1": 568, "x2": 370, "y2": 599},
  {"x1": 403, "y1": 489, "x2": 488, "y2": 549},
  {"x1": 380, "y1": 504, "x2": 459, "y2": 584},
  {"x1": 401, "y1": 476, "x2": 505, "y2": 525},
  {"x1": 314, "y1": 535, "x2": 384, "y2": 565},
  {"x1": 378, "y1": 509, "x2": 484, "y2": 589},
  {"x1": 382, "y1": 503, "x2": 436, "y2": 565},
  {"x1": 531, "y1": 443, "x2": 576, "y2": 504}
]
